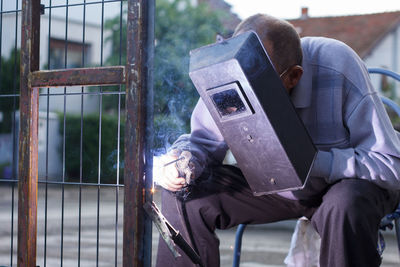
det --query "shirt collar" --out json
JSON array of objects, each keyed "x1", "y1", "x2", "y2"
[{"x1": 291, "y1": 56, "x2": 312, "y2": 108}]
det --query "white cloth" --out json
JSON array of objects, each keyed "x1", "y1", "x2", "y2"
[{"x1": 284, "y1": 217, "x2": 321, "y2": 267}]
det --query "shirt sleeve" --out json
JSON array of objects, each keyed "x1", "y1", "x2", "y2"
[
  {"x1": 311, "y1": 92, "x2": 400, "y2": 190},
  {"x1": 168, "y1": 98, "x2": 229, "y2": 178}
]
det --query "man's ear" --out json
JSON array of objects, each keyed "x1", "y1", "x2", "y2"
[{"x1": 285, "y1": 65, "x2": 303, "y2": 89}]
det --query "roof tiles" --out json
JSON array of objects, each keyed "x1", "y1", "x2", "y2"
[{"x1": 288, "y1": 11, "x2": 400, "y2": 58}]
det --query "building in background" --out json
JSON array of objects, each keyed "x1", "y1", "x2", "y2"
[{"x1": 1, "y1": 9, "x2": 113, "y2": 180}]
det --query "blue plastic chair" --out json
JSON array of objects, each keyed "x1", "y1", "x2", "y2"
[{"x1": 233, "y1": 68, "x2": 400, "y2": 267}]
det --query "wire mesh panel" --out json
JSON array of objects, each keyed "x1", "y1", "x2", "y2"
[
  {"x1": 0, "y1": 0, "x2": 143, "y2": 266},
  {"x1": 38, "y1": 1, "x2": 127, "y2": 266}
]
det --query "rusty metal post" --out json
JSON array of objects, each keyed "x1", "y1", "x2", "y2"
[
  {"x1": 123, "y1": 0, "x2": 154, "y2": 266},
  {"x1": 18, "y1": 0, "x2": 41, "y2": 266}
]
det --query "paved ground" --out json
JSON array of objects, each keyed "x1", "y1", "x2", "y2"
[{"x1": 0, "y1": 184, "x2": 399, "y2": 266}]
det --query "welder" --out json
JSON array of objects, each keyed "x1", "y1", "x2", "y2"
[{"x1": 155, "y1": 13, "x2": 400, "y2": 267}]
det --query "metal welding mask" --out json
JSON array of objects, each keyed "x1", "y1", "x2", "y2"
[{"x1": 188, "y1": 31, "x2": 317, "y2": 195}]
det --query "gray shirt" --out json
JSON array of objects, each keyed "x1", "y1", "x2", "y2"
[{"x1": 170, "y1": 36, "x2": 400, "y2": 199}]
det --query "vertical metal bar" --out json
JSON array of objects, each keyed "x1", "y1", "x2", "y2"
[
  {"x1": 0, "y1": 6, "x2": 10, "y2": 266},
  {"x1": 78, "y1": 1, "x2": 87, "y2": 265},
  {"x1": 44, "y1": 91, "x2": 49, "y2": 267},
  {"x1": 47, "y1": 1, "x2": 52, "y2": 72},
  {"x1": 78, "y1": 128, "x2": 83, "y2": 267},
  {"x1": 61, "y1": 2, "x2": 69, "y2": 265},
  {"x1": 78, "y1": 83, "x2": 83, "y2": 266},
  {"x1": 18, "y1": 0, "x2": 41, "y2": 266},
  {"x1": 96, "y1": 129, "x2": 102, "y2": 267},
  {"x1": 96, "y1": 1, "x2": 103, "y2": 264},
  {"x1": 64, "y1": 0, "x2": 69, "y2": 69},
  {"x1": 0, "y1": 1, "x2": 13, "y2": 265},
  {"x1": 115, "y1": 1, "x2": 123, "y2": 266},
  {"x1": 11, "y1": 182, "x2": 15, "y2": 265},
  {"x1": 44, "y1": 2, "x2": 53, "y2": 266},
  {"x1": 123, "y1": 0, "x2": 154, "y2": 266},
  {"x1": 96, "y1": 1, "x2": 105, "y2": 265},
  {"x1": 96, "y1": 175, "x2": 101, "y2": 267},
  {"x1": 60, "y1": 89, "x2": 66, "y2": 267},
  {"x1": 82, "y1": 0, "x2": 87, "y2": 68},
  {"x1": 115, "y1": 94, "x2": 121, "y2": 267},
  {"x1": 12, "y1": 0, "x2": 19, "y2": 181},
  {"x1": 119, "y1": 1, "x2": 124, "y2": 65},
  {"x1": 100, "y1": 0, "x2": 105, "y2": 67},
  {"x1": 9, "y1": 9, "x2": 18, "y2": 262}
]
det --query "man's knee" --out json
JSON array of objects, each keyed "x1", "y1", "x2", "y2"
[{"x1": 313, "y1": 179, "x2": 384, "y2": 228}]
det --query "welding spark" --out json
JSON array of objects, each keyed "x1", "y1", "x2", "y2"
[{"x1": 152, "y1": 155, "x2": 185, "y2": 191}]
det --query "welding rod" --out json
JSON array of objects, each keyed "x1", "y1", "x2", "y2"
[{"x1": 163, "y1": 156, "x2": 185, "y2": 167}]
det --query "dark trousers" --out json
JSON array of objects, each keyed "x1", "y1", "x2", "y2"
[{"x1": 155, "y1": 165, "x2": 400, "y2": 267}]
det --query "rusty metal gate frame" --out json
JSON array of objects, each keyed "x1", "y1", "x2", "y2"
[{"x1": 18, "y1": 0, "x2": 154, "y2": 266}]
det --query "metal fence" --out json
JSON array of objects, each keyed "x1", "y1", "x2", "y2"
[{"x1": 0, "y1": 0, "x2": 153, "y2": 266}]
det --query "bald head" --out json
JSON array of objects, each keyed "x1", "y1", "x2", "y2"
[{"x1": 234, "y1": 14, "x2": 302, "y2": 74}]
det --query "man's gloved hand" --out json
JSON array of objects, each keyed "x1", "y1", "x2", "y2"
[{"x1": 154, "y1": 154, "x2": 187, "y2": 191}]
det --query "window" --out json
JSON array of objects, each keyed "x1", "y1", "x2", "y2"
[{"x1": 49, "y1": 38, "x2": 90, "y2": 69}]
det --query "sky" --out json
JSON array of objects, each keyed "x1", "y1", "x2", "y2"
[
  {"x1": 224, "y1": 0, "x2": 400, "y2": 20},
  {"x1": 3, "y1": 1, "x2": 399, "y2": 24}
]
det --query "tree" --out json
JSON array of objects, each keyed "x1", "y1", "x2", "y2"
[
  {"x1": 105, "y1": 0, "x2": 228, "y2": 152},
  {"x1": 0, "y1": 48, "x2": 20, "y2": 134}
]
